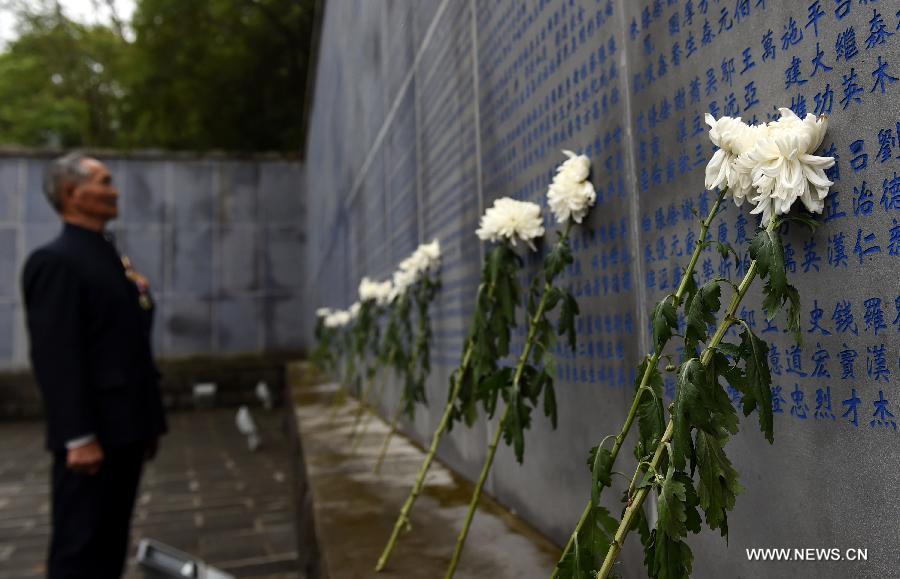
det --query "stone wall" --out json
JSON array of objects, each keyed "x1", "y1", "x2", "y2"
[{"x1": 304, "y1": 1, "x2": 900, "y2": 576}]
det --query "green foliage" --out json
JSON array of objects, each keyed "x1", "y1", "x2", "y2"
[
  {"x1": 0, "y1": 6, "x2": 130, "y2": 147},
  {"x1": 734, "y1": 326, "x2": 774, "y2": 443},
  {"x1": 657, "y1": 466, "x2": 701, "y2": 539},
  {"x1": 644, "y1": 529, "x2": 694, "y2": 579},
  {"x1": 693, "y1": 430, "x2": 741, "y2": 536},
  {"x1": 555, "y1": 505, "x2": 618, "y2": 578},
  {"x1": 0, "y1": 0, "x2": 315, "y2": 151},
  {"x1": 651, "y1": 296, "x2": 678, "y2": 352},
  {"x1": 749, "y1": 227, "x2": 802, "y2": 341},
  {"x1": 684, "y1": 281, "x2": 722, "y2": 352},
  {"x1": 635, "y1": 357, "x2": 666, "y2": 461}
]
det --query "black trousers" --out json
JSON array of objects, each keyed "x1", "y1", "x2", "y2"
[{"x1": 48, "y1": 442, "x2": 145, "y2": 579}]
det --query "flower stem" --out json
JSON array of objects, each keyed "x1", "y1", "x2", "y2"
[
  {"x1": 444, "y1": 402, "x2": 509, "y2": 579},
  {"x1": 596, "y1": 217, "x2": 778, "y2": 579},
  {"x1": 374, "y1": 342, "x2": 474, "y2": 572},
  {"x1": 352, "y1": 375, "x2": 386, "y2": 452},
  {"x1": 445, "y1": 223, "x2": 572, "y2": 578},
  {"x1": 374, "y1": 397, "x2": 405, "y2": 474},
  {"x1": 552, "y1": 188, "x2": 726, "y2": 576}
]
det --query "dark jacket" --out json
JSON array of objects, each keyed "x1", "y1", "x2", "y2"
[{"x1": 22, "y1": 223, "x2": 167, "y2": 452}]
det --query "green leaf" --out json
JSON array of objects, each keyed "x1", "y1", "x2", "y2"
[
  {"x1": 657, "y1": 466, "x2": 701, "y2": 539},
  {"x1": 555, "y1": 504, "x2": 618, "y2": 578},
  {"x1": 748, "y1": 227, "x2": 787, "y2": 323},
  {"x1": 672, "y1": 358, "x2": 738, "y2": 470},
  {"x1": 737, "y1": 327, "x2": 774, "y2": 443},
  {"x1": 635, "y1": 356, "x2": 665, "y2": 459},
  {"x1": 559, "y1": 290, "x2": 580, "y2": 351},
  {"x1": 784, "y1": 283, "x2": 802, "y2": 343},
  {"x1": 588, "y1": 445, "x2": 614, "y2": 507},
  {"x1": 684, "y1": 280, "x2": 722, "y2": 348},
  {"x1": 542, "y1": 376, "x2": 557, "y2": 429},
  {"x1": 694, "y1": 430, "x2": 742, "y2": 537},
  {"x1": 647, "y1": 530, "x2": 694, "y2": 579},
  {"x1": 651, "y1": 295, "x2": 678, "y2": 352},
  {"x1": 716, "y1": 241, "x2": 740, "y2": 268}
]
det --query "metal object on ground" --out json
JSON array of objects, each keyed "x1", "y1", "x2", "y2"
[{"x1": 137, "y1": 538, "x2": 235, "y2": 579}]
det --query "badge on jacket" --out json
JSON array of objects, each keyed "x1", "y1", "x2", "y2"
[{"x1": 121, "y1": 256, "x2": 153, "y2": 310}]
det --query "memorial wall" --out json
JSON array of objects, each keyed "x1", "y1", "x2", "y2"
[{"x1": 304, "y1": 1, "x2": 899, "y2": 576}]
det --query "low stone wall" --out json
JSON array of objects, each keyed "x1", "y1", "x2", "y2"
[{"x1": 0, "y1": 351, "x2": 303, "y2": 419}]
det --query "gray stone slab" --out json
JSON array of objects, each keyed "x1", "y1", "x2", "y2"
[
  {"x1": 0, "y1": 159, "x2": 20, "y2": 224},
  {"x1": 218, "y1": 162, "x2": 259, "y2": 224},
  {"x1": 163, "y1": 297, "x2": 213, "y2": 356},
  {"x1": 170, "y1": 225, "x2": 213, "y2": 297},
  {"x1": 0, "y1": 304, "x2": 13, "y2": 364},
  {"x1": 215, "y1": 297, "x2": 261, "y2": 354},
  {"x1": 170, "y1": 162, "x2": 214, "y2": 226},
  {"x1": 22, "y1": 161, "x2": 55, "y2": 225},
  {"x1": 260, "y1": 164, "x2": 303, "y2": 224},
  {"x1": 0, "y1": 228, "x2": 18, "y2": 300},
  {"x1": 119, "y1": 160, "x2": 167, "y2": 224},
  {"x1": 219, "y1": 225, "x2": 260, "y2": 293},
  {"x1": 264, "y1": 226, "x2": 305, "y2": 292}
]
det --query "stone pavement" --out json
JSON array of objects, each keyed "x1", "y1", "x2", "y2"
[
  {"x1": 294, "y1": 381, "x2": 561, "y2": 578},
  {"x1": 0, "y1": 408, "x2": 301, "y2": 578}
]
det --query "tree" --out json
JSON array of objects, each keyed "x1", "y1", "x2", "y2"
[
  {"x1": 125, "y1": 0, "x2": 314, "y2": 151},
  {"x1": 0, "y1": 1, "x2": 130, "y2": 148}
]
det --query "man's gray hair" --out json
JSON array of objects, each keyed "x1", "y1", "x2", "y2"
[{"x1": 43, "y1": 152, "x2": 91, "y2": 213}]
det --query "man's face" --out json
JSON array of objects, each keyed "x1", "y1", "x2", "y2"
[{"x1": 66, "y1": 159, "x2": 119, "y2": 223}]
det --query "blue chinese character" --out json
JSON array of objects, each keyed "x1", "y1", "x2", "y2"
[
  {"x1": 810, "y1": 42, "x2": 832, "y2": 76},
  {"x1": 790, "y1": 94, "x2": 807, "y2": 117},
  {"x1": 808, "y1": 300, "x2": 832, "y2": 335},
  {"x1": 894, "y1": 296, "x2": 900, "y2": 331},
  {"x1": 722, "y1": 58, "x2": 736, "y2": 86},
  {"x1": 706, "y1": 67, "x2": 718, "y2": 95},
  {"x1": 854, "y1": 229, "x2": 882, "y2": 263},
  {"x1": 823, "y1": 142, "x2": 841, "y2": 181},
  {"x1": 865, "y1": 9, "x2": 894, "y2": 49},
  {"x1": 849, "y1": 139, "x2": 868, "y2": 172},
  {"x1": 842, "y1": 388, "x2": 862, "y2": 427},
  {"x1": 791, "y1": 384, "x2": 809, "y2": 419},
  {"x1": 702, "y1": 19, "x2": 716, "y2": 45},
  {"x1": 867, "y1": 344, "x2": 891, "y2": 382},
  {"x1": 782, "y1": 17, "x2": 803, "y2": 50},
  {"x1": 832, "y1": 300, "x2": 859, "y2": 335},
  {"x1": 784, "y1": 242, "x2": 797, "y2": 272},
  {"x1": 801, "y1": 239, "x2": 821, "y2": 272},
  {"x1": 889, "y1": 219, "x2": 900, "y2": 256},
  {"x1": 807, "y1": 1, "x2": 825, "y2": 37},
  {"x1": 853, "y1": 181, "x2": 873, "y2": 215},
  {"x1": 877, "y1": 128, "x2": 896, "y2": 162},
  {"x1": 870, "y1": 390, "x2": 897, "y2": 431},
  {"x1": 769, "y1": 344, "x2": 783, "y2": 375},
  {"x1": 810, "y1": 344, "x2": 832, "y2": 378},
  {"x1": 838, "y1": 343, "x2": 858, "y2": 379},
  {"x1": 772, "y1": 385, "x2": 786, "y2": 414},
  {"x1": 863, "y1": 297, "x2": 887, "y2": 335},
  {"x1": 762, "y1": 29, "x2": 776, "y2": 61},
  {"x1": 684, "y1": 0, "x2": 695, "y2": 25},
  {"x1": 744, "y1": 81, "x2": 760, "y2": 109},
  {"x1": 870, "y1": 56, "x2": 898, "y2": 94},
  {"x1": 814, "y1": 386, "x2": 836, "y2": 420},
  {"x1": 724, "y1": 92, "x2": 740, "y2": 116},
  {"x1": 702, "y1": 257, "x2": 714, "y2": 282},
  {"x1": 718, "y1": 6, "x2": 733, "y2": 32},
  {"x1": 841, "y1": 69, "x2": 864, "y2": 109},
  {"x1": 813, "y1": 83, "x2": 834, "y2": 115},
  {"x1": 741, "y1": 47, "x2": 756, "y2": 74},
  {"x1": 882, "y1": 172, "x2": 900, "y2": 210},
  {"x1": 833, "y1": 0, "x2": 850, "y2": 21},
  {"x1": 785, "y1": 56, "x2": 807, "y2": 88},
  {"x1": 835, "y1": 27, "x2": 859, "y2": 61},
  {"x1": 786, "y1": 344, "x2": 808, "y2": 377},
  {"x1": 827, "y1": 232, "x2": 848, "y2": 268}
]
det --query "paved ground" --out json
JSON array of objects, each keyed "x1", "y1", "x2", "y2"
[
  {"x1": 0, "y1": 408, "x2": 301, "y2": 578},
  {"x1": 294, "y1": 381, "x2": 560, "y2": 578}
]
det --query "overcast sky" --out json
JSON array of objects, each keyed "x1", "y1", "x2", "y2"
[{"x1": 0, "y1": 0, "x2": 136, "y2": 46}]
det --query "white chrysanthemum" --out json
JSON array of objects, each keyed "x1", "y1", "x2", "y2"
[
  {"x1": 705, "y1": 114, "x2": 766, "y2": 206},
  {"x1": 358, "y1": 277, "x2": 380, "y2": 302},
  {"x1": 547, "y1": 150, "x2": 597, "y2": 224},
  {"x1": 316, "y1": 307, "x2": 333, "y2": 318},
  {"x1": 415, "y1": 239, "x2": 441, "y2": 271},
  {"x1": 374, "y1": 280, "x2": 394, "y2": 306},
  {"x1": 324, "y1": 310, "x2": 351, "y2": 328},
  {"x1": 740, "y1": 108, "x2": 834, "y2": 225},
  {"x1": 475, "y1": 197, "x2": 545, "y2": 251}
]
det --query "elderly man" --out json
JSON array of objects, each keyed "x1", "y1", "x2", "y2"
[{"x1": 22, "y1": 152, "x2": 167, "y2": 579}]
